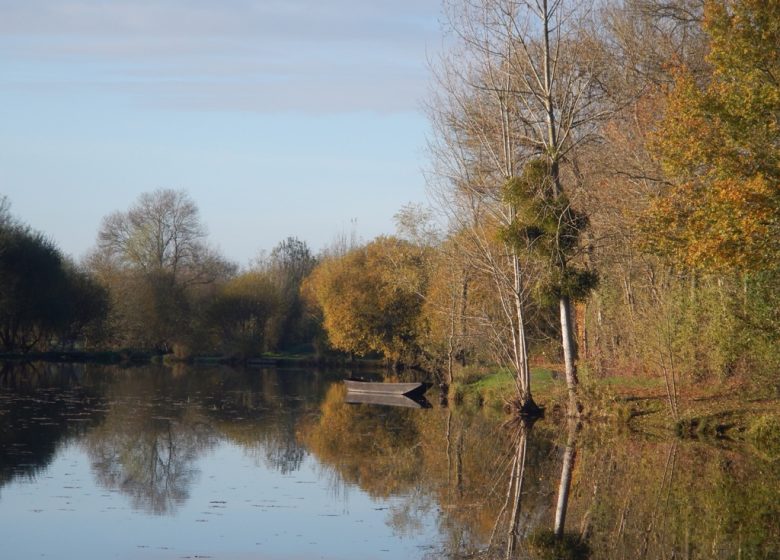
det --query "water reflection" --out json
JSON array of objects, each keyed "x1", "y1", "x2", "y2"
[
  {"x1": 0, "y1": 363, "x2": 338, "y2": 514},
  {"x1": 495, "y1": 418, "x2": 532, "y2": 558},
  {"x1": 300, "y1": 383, "x2": 425, "y2": 498},
  {"x1": 302, "y1": 386, "x2": 780, "y2": 559},
  {"x1": 0, "y1": 362, "x2": 107, "y2": 487},
  {"x1": 1, "y1": 362, "x2": 780, "y2": 558},
  {"x1": 520, "y1": 420, "x2": 589, "y2": 560},
  {"x1": 82, "y1": 380, "x2": 217, "y2": 514}
]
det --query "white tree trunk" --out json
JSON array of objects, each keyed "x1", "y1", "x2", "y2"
[
  {"x1": 554, "y1": 420, "x2": 578, "y2": 538},
  {"x1": 559, "y1": 294, "x2": 579, "y2": 412},
  {"x1": 513, "y1": 252, "x2": 533, "y2": 405}
]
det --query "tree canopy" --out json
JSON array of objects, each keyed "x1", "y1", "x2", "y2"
[
  {"x1": 647, "y1": 0, "x2": 780, "y2": 271},
  {"x1": 0, "y1": 203, "x2": 107, "y2": 352},
  {"x1": 304, "y1": 236, "x2": 428, "y2": 364}
]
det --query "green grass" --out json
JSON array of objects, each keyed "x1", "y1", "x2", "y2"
[
  {"x1": 453, "y1": 367, "x2": 563, "y2": 410},
  {"x1": 746, "y1": 413, "x2": 780, "y2": 449}
]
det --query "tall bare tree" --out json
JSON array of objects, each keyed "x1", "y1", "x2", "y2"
[
  {"x1": 429, "y1": 0, "x2": 609, "y2": 413},
  {"x1": 97, "y1": 189, "x2": 229, "y2": 285}
]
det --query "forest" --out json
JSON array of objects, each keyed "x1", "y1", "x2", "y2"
[{"x1": 1, "y1": 0, "x2": 778, "y2": 423}]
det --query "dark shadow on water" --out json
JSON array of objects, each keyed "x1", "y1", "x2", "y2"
[{"x1": 0, "y1": 361, "x2": 107, "y2": 488}]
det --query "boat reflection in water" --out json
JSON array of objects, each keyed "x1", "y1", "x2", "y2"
[
  {"x1": 344, "y1": 391, "x2": 432, "y2": 408},
  {"x1": 344, "y1": 378, "x2": 432, "y2": 408}
]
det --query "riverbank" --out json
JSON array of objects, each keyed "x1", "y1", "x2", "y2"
[
  {"x1": 0, "y1": 349, "x2": 387, "y2": 369},
  {"x1": 6, "y1": 349, "x2": 778, "y2": 448},
  {"x1": 454, "y1": 367, "x2": 780, "y2": 447},
  {"x1": 0, "y1": 349, "x2": 153, "y2": 364}
]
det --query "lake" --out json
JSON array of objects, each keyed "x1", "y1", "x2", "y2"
[{"x1": 1, "y1": 363, "x2": 778, "y2": 559}]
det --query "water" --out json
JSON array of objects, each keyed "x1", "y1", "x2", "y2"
[{"x1": 1, "y1": 362, "x2": 779, "y2": 559}]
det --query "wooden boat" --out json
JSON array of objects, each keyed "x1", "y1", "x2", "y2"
[{"x1": 344, "y1": 379, "x2": 429, "y2": 398}]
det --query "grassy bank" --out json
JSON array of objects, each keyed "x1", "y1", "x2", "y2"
[
  {"x1": 452, "y1": 366, "x2": 780, "y2": 447},
  {"x1": 449, "y1": 366, "x2": 560, "y2": 412}
]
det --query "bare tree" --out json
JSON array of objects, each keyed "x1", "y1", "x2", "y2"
[
  {"x1": 428, "y1": 0, "x2": 609, "y2": 414},
  {"x1": 90, "y1": 189, "x2": 234, "y2": 351},
  {"x1": 97, "y1": 189, "x2": 225, "y2": 285}
]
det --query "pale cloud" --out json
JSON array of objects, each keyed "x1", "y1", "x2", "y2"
[
  {"x1": 0, "y1": 0, "x2": 437, "y2": 40},
  {"x1": 0, "y1": 0, "x2": 441, "y2": 113}
]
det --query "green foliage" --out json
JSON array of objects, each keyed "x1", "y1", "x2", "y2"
[
  {"x1": 747, "y1": 414, "x2": 780, "y2": 450},
  {"x1": 204, "y1": 271, "x2": 280, "y2": 357},
  {"x1": 449, "y1": 368, "x2": 560, "y2": 411},
  {"x1": 262, "y1": 237, "x2": 319, "y2": 351},
  {"x1": 542, "y1": 268, "x2": 599, "y2": 303},
  {"x1": 500, "y1": 159, "x2": 596, "y2": 306}
]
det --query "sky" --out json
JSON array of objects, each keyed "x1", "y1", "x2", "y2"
[{"x1": 0, "y1": 0, "x2": 442, "y2": 265}]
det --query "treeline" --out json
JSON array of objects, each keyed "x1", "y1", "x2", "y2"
[
  {"x1": 0, "y1": 198, "x2": 107, "y2": 352},
  {"x1": 0, "y1": 191, "x2": 318, "y2": 359},
  {"x1": 309, "y1": 0, "x2": 780, "y2": 408},
  {"x1": 415, "y1": 0, "x2": 780, "y2": 408},
  {"x1": 85, "y1": 190, "x2": 320, "y2": 358},
  {"x1": 2, "y1": 0, "x2": 778, "y2": 408}
]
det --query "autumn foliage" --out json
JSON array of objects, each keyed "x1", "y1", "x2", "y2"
[{"x1": 648, "y1": 0, "x2": 780, "y2": 271}]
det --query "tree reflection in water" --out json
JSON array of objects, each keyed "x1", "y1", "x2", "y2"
[
  {"x1": 299, "y1": 383, "x2": 424, "y2": 498},
  {"x1": 304, "y1": 385, "x2": 780, "y2": 559},
  {"x1": 3, "y1": 362, "x2": 780, "y2": 557},
  {"x1": 82, "y1": 380, "x2": 217, "y2": 515},
  {"x1": 488, "y1": 417, "x2": 532, "y2": 558},
  {"x1": 523, "y1": 419, "x2": 589, "y2": 560},
  {"x1": 1, "y1": 363, "x2": 337, "y2": 514},
  {"x1": 474, "y1": 416, "x2": 589, "y2": 560},
  {"x1": 80, "y1": 366, "x2": 328, "y2": 514},
  {"x1": 0, "y1": 362, "x2": 107, "y2": 489}
]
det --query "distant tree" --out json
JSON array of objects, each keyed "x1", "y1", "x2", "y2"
[
  {"x1": 0, "y1": 195, "x2": 10, "y2": 226},
  {"x1": 394, "y1": 203, "x2": 441, "y2": 248},
  {"x1": 304, "y1": 237, "x2": 427, "y2": 366},
  {"x1": 263, "y1": 237, "x2": 318, "y2": 350},
  {"x1": 57, "y1": 261, "x2": 110, "y2": 349},
  {"x1": 268, "y1": 237, "x2": 317, "y2": 287},
  {"x1": 90, "y1": 189, "x2": 235, "y2": 351},
  {"x1": 97, "y1": 188, "x2": 232, "y2": 284},
  {"x1": 206, "y1": 272, "x2": 280, "y2": 356}
]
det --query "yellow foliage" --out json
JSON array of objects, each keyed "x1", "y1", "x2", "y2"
[
  {"x1": 302, "y1": 236, "x2": 427, "y2": 360},
  {"x1": 646, "y1": 0, "x2": 780, "y2": 271}
]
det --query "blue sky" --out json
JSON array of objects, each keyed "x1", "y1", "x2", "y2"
[{"x1": 0, "y1": 0, "x2": 441, "y2": 264}]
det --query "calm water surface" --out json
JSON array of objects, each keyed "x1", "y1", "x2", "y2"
[{"x1": 1, "y1": 363, "x2": 778, "y2": 559}]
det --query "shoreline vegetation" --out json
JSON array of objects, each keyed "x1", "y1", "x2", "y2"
[{"x1": 450, "y1": 366, "x2": 780, "y2": 448}]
